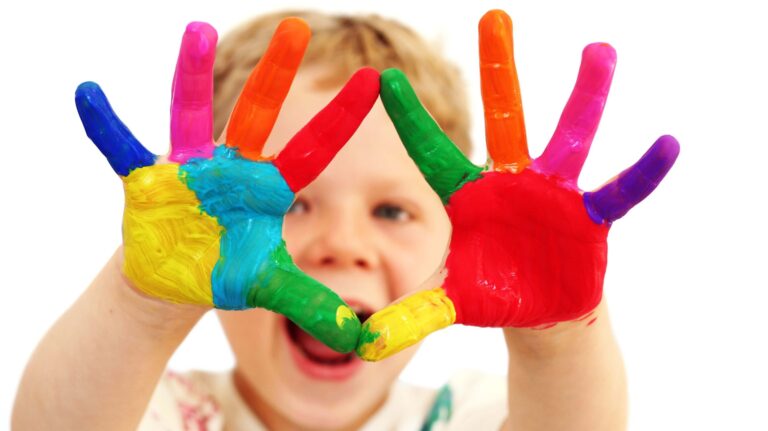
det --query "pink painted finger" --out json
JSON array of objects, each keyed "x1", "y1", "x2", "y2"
[
  {"x1": 533, "y1": 43, "x2": 616, "y2": 185},
  {"x1": 169, "y1": 22, "x2": 218, "y2": 163},
  {"x1": 274, "y1": 67, "x2": 380, "y2": 192}
]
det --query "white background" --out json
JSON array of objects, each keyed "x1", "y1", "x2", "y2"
[{"x1": 1, "y1": 0, "x2": 766, "y2": 429}]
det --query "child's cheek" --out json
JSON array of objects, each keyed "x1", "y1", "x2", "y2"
[{"x1": 281, "y1": 216, "x2": 313, "y2": 255}]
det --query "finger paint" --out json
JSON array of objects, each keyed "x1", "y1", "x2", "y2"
[
  {"x1": 78, "y1": 19, "x2": 367, "y2": 355},
  {"x1": 180, "y1": 146, "x2": 360, "y2": 352},
  {"x1": 180, "y1": 146, "x2": 294, "y2": 309},
  {"x1": 443, "y1": 170, "x2": 608, "y2": 327},
  {"x1": 357, "y1": 287, "x2": 456, "y2": 361},
  {"x1": 226, "y1": 18, "x2": 311, "y2": 161},
  {"x1": 75, "y1": 82, "x2": 155, "y2": 176},
  {"x1": 532, "y1": 43, "x2": 616, "y2": 184},
  {"x1": 169, "y1": 22, "x2": 217, "y2": 163},
  {"x1": 380, "y1": 69, "x2": 483, "y2": 204},
  {"x1": 370, "y1": 10, "x2": 678, "y2": 363},
  {"x1": 274, "y1": 67, "x2": 380, "y2": 192},
  {"x1": 336, "y1": 305, "x2": 356, "y2": 327},
  {"x1": 584, "y1": 135, "x2": 680, "y2": 224},
  {"x1": 479, "y1": 10, "x2": 530, "y2": 172},
  {"x1": 255, "y1": 244, "x2": 361, "y2": 352},
  {"x1": 122, "y1": 164, "x2": 219, "y2": 305}
]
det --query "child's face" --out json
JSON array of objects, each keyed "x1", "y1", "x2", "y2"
[{"x1": 217, "y1": 66, "x2": 452, "y2": 429}]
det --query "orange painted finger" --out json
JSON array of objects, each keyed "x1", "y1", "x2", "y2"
[
  {"x1": 479, "y1": 9, "x2": 529, "y2": 172},
  {"x1": 225, "y1": 17, "x2": 311, "y2": 160}
]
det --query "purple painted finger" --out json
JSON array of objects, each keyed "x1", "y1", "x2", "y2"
[
  {"x1": 584, "y1": 135, "x2": 680, "y2": 224},
  {"x1": 169, "y1": 22, "x2": 217, "y2": 163},
  {"x1": 533, "y1": 43, "x2": 616, "y2": 185}
]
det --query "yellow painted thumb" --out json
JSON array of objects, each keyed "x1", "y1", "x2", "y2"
[{"x1": 356, "y1": 287, "x2": 456, "y2": 361}]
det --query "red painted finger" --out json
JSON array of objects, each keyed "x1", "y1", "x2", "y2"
[{"x1": 274, "y1": 67, "x2": 380, "y2": 192}]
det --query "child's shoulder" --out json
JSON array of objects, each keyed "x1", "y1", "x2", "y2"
[{"x1": 139, "y1": 369, "x2": 507, "y2": 431}]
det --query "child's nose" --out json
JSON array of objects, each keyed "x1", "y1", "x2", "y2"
[{"x1": 305, "y1": 218, "x2": 379, "y2": 270}]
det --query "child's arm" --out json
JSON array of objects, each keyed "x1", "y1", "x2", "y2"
[
  {"x1": 13, "y1": 19, "x2": 379, "y2": 430},
  {"x1": 13, "y1": 249, "x2": 206, "y2": 430},
  {"x1": 502, "y1": 301, "x2": 627, "y2": 430},
  {"x1": 357, "y1": 9, "x2": 678, "y2": 429}
]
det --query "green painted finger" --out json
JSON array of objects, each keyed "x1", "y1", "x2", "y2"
[
  {"x1": 380, "y1": 69, "x2": 482, "y2": 204},
  {"x1": 250, "y1": 244, "x2": 361, "y2": 353}
]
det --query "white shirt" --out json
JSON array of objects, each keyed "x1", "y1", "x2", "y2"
[{"x1": 139, "y1": 370, "x2": 508, "y2": 430}]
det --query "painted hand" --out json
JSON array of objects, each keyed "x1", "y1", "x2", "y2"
[
  {"x1": 75, "y1": 19, "x2": 379, "y2": 352},
  {"x1": 357, "y1": 10, "x2": 680, "y2": 360}
]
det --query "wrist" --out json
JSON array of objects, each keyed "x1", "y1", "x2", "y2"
[
  {"x1": 503, "y1": 301, "x2": 607, "y2": 359},
  {"x1": 102, "y1": 247, "x2": 208, "y2": 334}
]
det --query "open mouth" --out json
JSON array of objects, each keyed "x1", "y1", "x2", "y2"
[{"x1": 283, "y1": 302, "x2": 373, "y2": 380}]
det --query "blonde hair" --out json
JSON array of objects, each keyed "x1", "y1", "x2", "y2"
[{"x1": 213, "y1": 10, "x2": 472, "y2": 155}]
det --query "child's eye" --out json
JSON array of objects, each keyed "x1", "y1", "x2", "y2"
[
  {"x1": 287, "y1": 198, "x2": 309, "y2": 215},
  {"x1": 373, "y1": 203, "x2": 411, "y2": 222}
]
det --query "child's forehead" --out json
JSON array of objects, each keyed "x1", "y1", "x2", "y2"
[{"x1": 316, "y1": 107, "x2": 429, "y2": 185}]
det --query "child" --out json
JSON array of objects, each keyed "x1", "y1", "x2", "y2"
[{"x1": 12, "y1": 9, "x2": 662, "y2": 430}]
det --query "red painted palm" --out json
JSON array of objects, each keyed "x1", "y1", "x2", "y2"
[{"x1": 357, "y1": 10, "x2": 679, "y2": 360}]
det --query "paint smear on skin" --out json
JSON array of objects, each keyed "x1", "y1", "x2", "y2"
[
  {"x1": 336, "y1": 305, "x2": 356, "y2": 328},
  {"x1": 181, "y1": 146, "x2": 360, "y2": 352},
  {"x1": 443, "y1": 170, "x2": 608, "y2": 328},
  {"x1": 122, "y1": 164, "x2": 219, "y2": 306},
  {"x1": 357, "y1": 287, "x2": 456, "y2": 361},
  {"x1": 357, "y1": 322, "x2": 381, "y2": 352}
]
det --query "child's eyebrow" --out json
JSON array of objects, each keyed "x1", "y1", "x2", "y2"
[
  {"x1": 365, "y1": 177, "x2": 429, "y2": 194},
  {"x1": 365, "y1": 184, "x2": 428, "y2": 208}
]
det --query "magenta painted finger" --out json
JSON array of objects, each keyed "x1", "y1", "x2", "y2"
[
  {"x1": 584, "y1": 135, "x2": 680, "y2": 224},
  {"x1": 274, "y1": 67, "x2": 380, "y2": 192},
  {"x1": 169, "y1": 22, "x2": 217, "y2": 163},
  {"x1": 533, "y1": 43, "x2": 617, "y2": 184}
]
